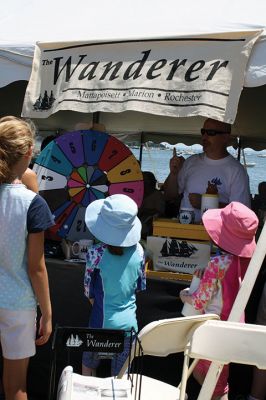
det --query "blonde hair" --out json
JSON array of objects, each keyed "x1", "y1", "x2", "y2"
[{"x1": 0, "y1": 117, "x2": 35, "y2": 183}]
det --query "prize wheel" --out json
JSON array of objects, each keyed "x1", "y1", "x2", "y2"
[{"x1": 33, "y1": 130, "x2": 144, "y2": 241}]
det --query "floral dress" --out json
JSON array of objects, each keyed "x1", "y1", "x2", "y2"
[{"x1": 191, "y1": 253, "x2": 249, "y2": 320}]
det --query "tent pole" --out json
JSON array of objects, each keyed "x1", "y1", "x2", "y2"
[
  {"x1": 237, "y1": 137, "x2": 242, "y2": 161},
  {"x1": 92, "y1": 112, "x2": 100, "y2": 124},
  {"x1": 139, "y1": 132, "x2": 144, "y2": 166}
]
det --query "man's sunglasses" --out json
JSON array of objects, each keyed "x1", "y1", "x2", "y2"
[{"x1": 201, "y1": 128, "x2": 230, "y2": 136}]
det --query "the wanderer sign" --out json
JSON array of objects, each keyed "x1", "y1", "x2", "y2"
[{"x1": 22, "y1": 31, "x2": 261, "y2": 123}]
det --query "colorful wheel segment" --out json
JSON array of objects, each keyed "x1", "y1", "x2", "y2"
[{"x1": 33, "y1": 130, "x2": 144, "y2": 241}]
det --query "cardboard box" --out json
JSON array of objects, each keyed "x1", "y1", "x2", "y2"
[
  {"x1": 153, "y1": 218, "x2": 210, "y2": 241},
  {"x1": 145, "y1": 259, "x2": 192, "y2": 282},
  {"x1": 146, "y1": 269, "x2": 193, "y2": 282},
  {"x1": 146, "y1": 236, "x2": 210, "y2": 275}
]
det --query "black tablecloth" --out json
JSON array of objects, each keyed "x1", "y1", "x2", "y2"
[{"x1": 25, "y1": 257, "x2": 264, "y2": 400}]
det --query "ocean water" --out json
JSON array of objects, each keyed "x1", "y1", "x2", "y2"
[{"x1": 130, "y1": 147, "x2": 266, "y2": 196}]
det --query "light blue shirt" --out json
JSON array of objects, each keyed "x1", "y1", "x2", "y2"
[
  {"x1": 0, "y1": 184, "x2": 53, "y2": 310},
  {"x1": 84, "y1": 243, "x2": 146, "y2": 332}
]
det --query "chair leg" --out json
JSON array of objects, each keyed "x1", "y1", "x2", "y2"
[
  {"x1": 177, "y1": 358, "x2": 198, "y2": 391},
  {"x1": 179, "y1": 349, "x2": 191, "y2": 400},
  {"x1": 197, "y1": 361, "x2": 222, "y2": 400}
]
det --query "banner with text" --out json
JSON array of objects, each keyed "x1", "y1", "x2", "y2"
[{"x1": 22, "y1": 31, "x2": 261, "y2": 123}]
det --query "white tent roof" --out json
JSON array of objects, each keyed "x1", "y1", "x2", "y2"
[
  {"x1": 1, "y1": 0, "x2": 266, "y2": 148},
  {"x1": 1, "y1": 0, "x2": 266, "y2": 88}
]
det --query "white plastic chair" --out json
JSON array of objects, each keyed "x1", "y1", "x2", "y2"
[
  {"x1": 117, "y1": 313, "x2": 220, "y2": 400},
  {"x1": 56, "y1": 315, "x2": 219, "y2": 400},
  {"x1": 179, "y1": 319, "x2": 266, "y2": 400},
  {"x1": 57, "y1": 366, "x2": 133, "y2": 400}
]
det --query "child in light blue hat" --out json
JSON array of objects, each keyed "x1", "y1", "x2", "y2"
[{"x1": 82, "y1": 194, "x2": 146, "y2": 377}]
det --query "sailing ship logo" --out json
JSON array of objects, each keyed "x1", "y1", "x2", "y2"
[
  {"x1": 160, "y1": 239, "x2": 198, "y2": 258},
  {"x1": 66, "y1": 334, "x2": 83, "y2": 347},
  {"x1": 210, "y1": 177, "x2": 222, "y2": 187},
  {"x1": 33, "y1": 90, "x2": 56, "y2": 111}
]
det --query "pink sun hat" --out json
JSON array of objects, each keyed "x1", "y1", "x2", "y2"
[{"x1": 202, "y1": 202, "x2": 258, "y2": 258}]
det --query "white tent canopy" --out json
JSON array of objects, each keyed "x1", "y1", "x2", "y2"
[
  {"x1": 1, "y1": 0, "x2": 266, "y2": 147},
  {"x1": 1, "y1": 0, "x2": 266, "y2": 88}
]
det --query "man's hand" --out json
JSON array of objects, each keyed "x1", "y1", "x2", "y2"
[
  {"x1": 169, "y1": 155, "x2": 185, "y2": 175},
  {"x1": 163, "y1": 150, "x2": 185, "y2": 203},
  {"x1": 189, "y1": 193, "x2": 202, "y2": 209}
]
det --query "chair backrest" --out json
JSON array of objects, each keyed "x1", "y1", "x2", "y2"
[
  {"x1": 137, "y1": 314, "x2": 220, "y2": 357},
  {"x1": 189, "y1": 320, "x2": 266, "y2": 369},
  {"x1": 117, "y1": 313, "x2": 220, "y2": 379}
]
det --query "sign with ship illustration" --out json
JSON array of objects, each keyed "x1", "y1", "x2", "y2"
[
  {"x1": 66, "y1": 334, "x2": 83, "y2": 347},
  {"x1": 160, "y1": 239, "x2": 198, "y2": 258},
  {"x1": 59, "y1": 328, "x2": 125, "y2": 352},
  {"x1": 147, "y1": 236, "x2": 210, "y2": 274}
]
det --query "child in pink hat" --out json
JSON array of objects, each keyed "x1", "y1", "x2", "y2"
[{"x1": 180, "y1": 201, "x2": 258, "y2": 400}]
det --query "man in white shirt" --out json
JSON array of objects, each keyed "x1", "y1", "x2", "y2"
[{"x1": 163, "y1": 118, "x2": 251, "y2": 223}]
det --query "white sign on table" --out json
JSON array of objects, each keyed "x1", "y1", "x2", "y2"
[{"x1": 147, "y1": 236, "x2": 210, "y2": 275}]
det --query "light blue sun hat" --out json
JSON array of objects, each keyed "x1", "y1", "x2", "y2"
[{"x1": 85, "y1": 194, "x2": 142, "y2": 247}]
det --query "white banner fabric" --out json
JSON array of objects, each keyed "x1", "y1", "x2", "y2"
[{"x1": 22, "y1": 31, "x2": 261, "y2": 123}]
